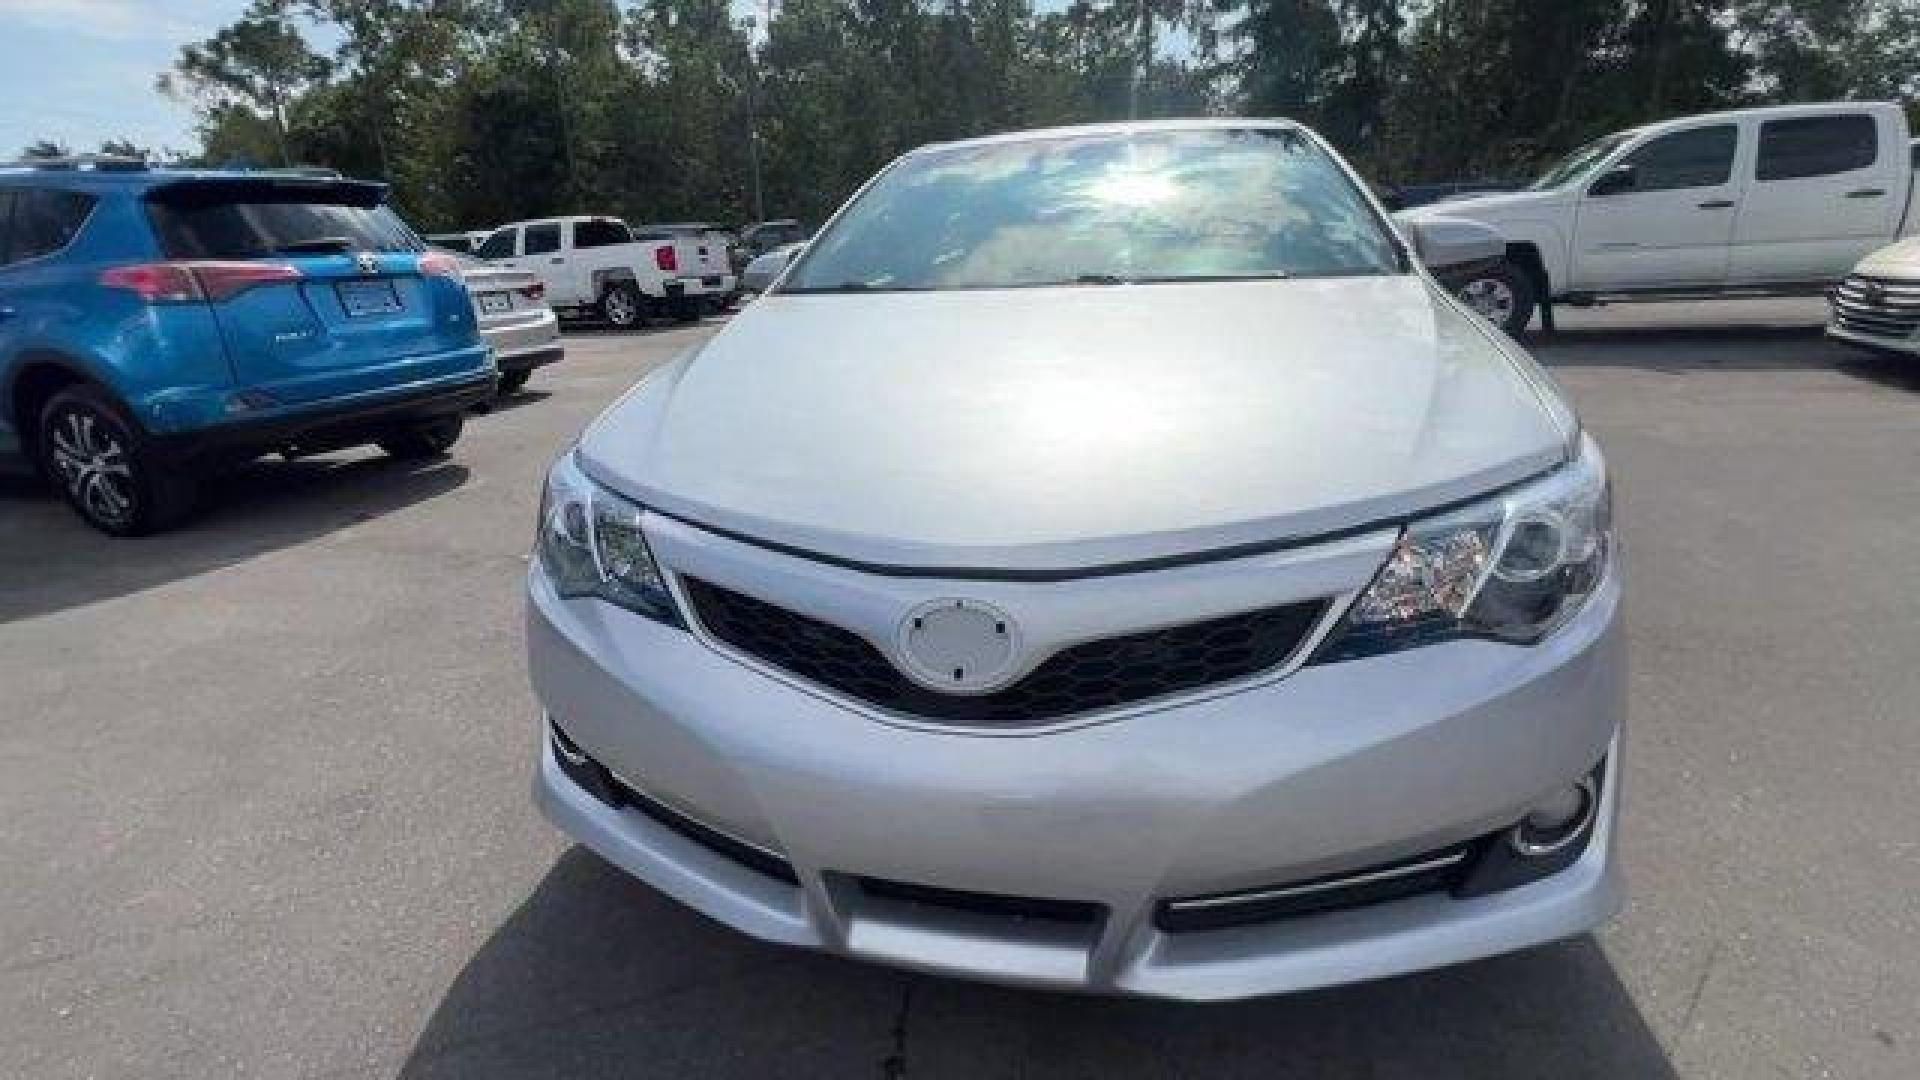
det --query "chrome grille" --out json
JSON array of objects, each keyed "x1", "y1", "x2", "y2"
[{"x1": 1832, "y1": 275, "x2": 1920, "y2": 340}]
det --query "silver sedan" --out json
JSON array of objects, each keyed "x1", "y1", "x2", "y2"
[
  {"x1": 739, "y1": 242, "x2": 803, "y2": 295},
  {"x1": 524, "y1": 119, "x2": 1623, "y2": 1000},
  {"x1": 458, "y1": 255, "x2": 562, "y2": 394}
]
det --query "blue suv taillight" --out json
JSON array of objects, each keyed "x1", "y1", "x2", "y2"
[{"x1": 99, "y1": 261, "x2": 303, "y2": 304}]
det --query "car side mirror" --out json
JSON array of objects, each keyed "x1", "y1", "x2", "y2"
[
  {"x1": 1402, "y1": 216, "x2": 1504, "y2": 272},
  {"x1": 1589, "y1": 164, "x2": 1638, "y2": 198}
]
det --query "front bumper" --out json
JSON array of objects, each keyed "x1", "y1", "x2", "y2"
[
  {"x1": 527, "y1": 536, "x2": 1624, "y2": 1001},
  {"x1": 1828, "y1": 319, "x2": 1920, "y2": 356}
]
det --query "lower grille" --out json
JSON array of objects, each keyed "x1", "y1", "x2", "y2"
[
  {"x1": 1156, "y1": 844, "x2": 1473, "y2": 933},
  {"x1": 1833, "y1": 275, "x2": 1920, "y2": 340},
  {"x1": 857, "y1": 876, "x2": 1103, "y2": 926},
  {"x1": 681, "y1": 577, "x2": 1327, "y2": 726}
]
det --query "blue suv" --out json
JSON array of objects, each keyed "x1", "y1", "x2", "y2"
[{"x1": 0, "y1": 160, "x2": 494, "y2": 534}]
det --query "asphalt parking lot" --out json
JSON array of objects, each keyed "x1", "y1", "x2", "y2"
[{"x1": 4, "y1": 297, "x2": 1918, "y2": 1079}]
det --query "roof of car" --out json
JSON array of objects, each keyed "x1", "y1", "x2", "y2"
[
  {"x1": 0, "y1": 162, "x2": 386, "y2": 194},
  {"x1": 1623, "y1": 100, "x2": 1903, "y2": 138},
  {"x1": 920, "y1": 117, "x2": 1304, "y2": 154},
  {"x1": 497, "y1": 214, "x2": 624, "y2": 228}
]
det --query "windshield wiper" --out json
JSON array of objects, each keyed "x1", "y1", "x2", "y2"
[
  {"x1": 1137, "y1": 272, "x2": 1294, "y2": 283},
  {"x1": 783, "y1": 281, "x2": 931, "y2": 294},
  {"x1": 1072, "y1": 272, "x2": 1293, "y2": 286},
  {"x1": 274, "y1": 237, "x2": 356, "y2": 255}
]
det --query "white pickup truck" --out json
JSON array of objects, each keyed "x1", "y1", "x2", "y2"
[
  {"x1": 474, "y1": 215, "x2": 736, "y2": 329},
  {"x1": 1402, "y1": 101, "x2": 1919, "y2": 335}
]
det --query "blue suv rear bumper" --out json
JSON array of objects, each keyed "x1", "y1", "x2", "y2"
[{"x1": 149, "y1": 363, "x2": 496, "y2": 465}]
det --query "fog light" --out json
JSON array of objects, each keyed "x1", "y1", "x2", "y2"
[{"x1": 1508, "y1": 777, "x2": 1596, "y2": 857}]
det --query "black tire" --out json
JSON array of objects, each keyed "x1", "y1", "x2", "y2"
[
  {"x1": 1453, "y1": 259, "x2": 1536, "y2": 337},
  {"x1": 38, "y1": 384, "x2": 196, "y2": 536},
  {"x1": 599, "y1": 282, "x2": 645, "y2": 330},
  {"x1": 378, "y1": 415, "x2": 465, "y2": 460},
  {"x1": 497, "y1": 368, "x2": 532, "y2": 395}
]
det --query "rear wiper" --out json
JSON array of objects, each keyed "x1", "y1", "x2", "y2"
[{"x1": 273, "y1": 237, "x2": 355, "y2": 255}]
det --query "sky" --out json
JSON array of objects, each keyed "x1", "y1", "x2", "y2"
[{"x1": 0, "y1": 0, "x2": 249, "y2": 158}]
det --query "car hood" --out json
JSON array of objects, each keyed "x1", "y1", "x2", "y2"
[
  {"x1": 1399, "y1": 189, "x2": 1567, "y2": 224},
  {"x1": 578, "y1": 277, "x2": 1574, "y2": 573},
  {"x1": 1853, "y1": 236, "x2": 1920, "y2": 279}
]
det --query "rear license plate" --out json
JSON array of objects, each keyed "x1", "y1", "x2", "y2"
[
  {"x1": 337, "y1": 280, "x2": 403, "y2": 317},
  {"x1": 476, "y1": 291, "x2": 513, "y2": 315},
  {"x1": 701, "y1": 275, "x2": 722, "y2": 288}
]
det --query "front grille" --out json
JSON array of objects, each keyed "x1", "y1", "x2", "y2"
[
  {"x1": 681, "y1": 577, "x2": 1327, "y2": 726},
  {"x1": 1833, "y1": 275, "x2": 1920, "y2": 340}
]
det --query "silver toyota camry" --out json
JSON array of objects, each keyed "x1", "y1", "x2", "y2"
[{"x1": 525, "y1": 119, "x2": 1623, "y2": 1001}]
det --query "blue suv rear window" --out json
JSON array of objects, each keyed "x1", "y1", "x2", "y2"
[{"x1": 146, "y1": 182, "x2": 418, "y2": 259}]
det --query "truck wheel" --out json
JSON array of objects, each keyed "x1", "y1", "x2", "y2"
[
  {"x1": 378, "y1": 415, "x2": 465, "y2": 460},
  {"x1": 600, "y1": 283, "x2": 645, "y2": 330},
  {"x1": 39, "y1": 384, "x2": 197, "y2": 536},
  {"x1": 1454, "y1": 260, "x2": 1536, "y2": 337}
]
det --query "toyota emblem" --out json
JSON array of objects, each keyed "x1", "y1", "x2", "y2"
[{"x1": 896, "y1": 599, "x2": 1020, "y2": 695}]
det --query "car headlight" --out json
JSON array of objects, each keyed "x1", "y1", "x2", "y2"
[
  {"x1": 1314, "y1": 435, "x2": 1611, "y2": 662},
  {"x1": 537, "y1": 452, "x2": 681, "y2": 625}
]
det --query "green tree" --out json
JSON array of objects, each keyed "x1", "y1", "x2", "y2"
[
  {"x1": 1236, "y1": 0, "x2": 1341, "y2": 122},
  {"x1": 158, "y1": 0, "x2": 329, "y2": 165},
  {"x1": 1738, "y1": 0, "x2": 1920, "y2": 102}
]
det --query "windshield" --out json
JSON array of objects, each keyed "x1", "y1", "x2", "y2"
[
  {"x1": 781, "y1": 127, "x2": 1404, "y2": 293},
  {"x1": 1528, "y1": 132, "x2": 1633, "y2": 191}
]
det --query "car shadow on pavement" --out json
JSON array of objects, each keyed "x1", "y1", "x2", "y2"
[
  {"x1": 399, "y1": 847, "x2": 1676, "y2": 1080},
  {"x1": 561, "y1": 315, "x2": 724, "y2": 337},
  {"x1": 0, "y1": 453, "x2": 467, "y2": 624},
  {"x1": 1528, "y1": 322, "x2": 1842, "y2": 370},
  {"x1": 1530, "y1": 323, "x2": 1920, "y2": 393},
  {"x1": 473, "y1": 389, "x2": 554, "y2": 415}
]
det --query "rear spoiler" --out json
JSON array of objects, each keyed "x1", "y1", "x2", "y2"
[{"x1": 144, "y1": 175, "x2": 391, "y2": 208}]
